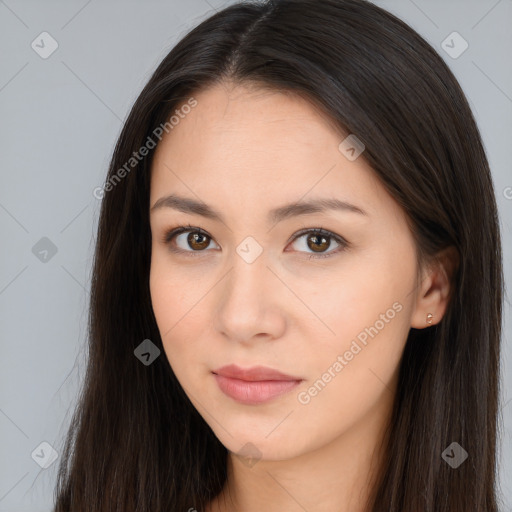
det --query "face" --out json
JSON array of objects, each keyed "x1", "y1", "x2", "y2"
[{"x1": 149, "y1": 81, "x2": 421, "y2": 461}]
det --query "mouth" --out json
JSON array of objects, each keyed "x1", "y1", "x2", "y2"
[{"x1": 212, "y1": 364, "x2": 304, "y2": 405}]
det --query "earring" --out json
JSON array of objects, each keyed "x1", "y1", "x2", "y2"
[{"x1": 426, "y1": 313, "x2": 434, "y2": 325}]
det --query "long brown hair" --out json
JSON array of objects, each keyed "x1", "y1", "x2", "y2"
[{"x1": 53, "y1": 0, "x2": 504, "y2": 510}]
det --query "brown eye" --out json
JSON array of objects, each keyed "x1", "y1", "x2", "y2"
[
  {"x1": 162, "y1": 226, "x2": 220, "y2": 255},
  {"x1": 162, "y1": 225, "x2": 347, "y2": 259},
  {"x1": 306, "y1": 233, "x2": 330, "y2": 252},
  {"x1": 186, "y1": 232, "x2": 210, "y2": 251},
  {"x1": 289, "y1": 228, "x2": 347, "y2": 259},
  {"x1": 174, "y1": 230, "x2": 218, "y2": 252}
]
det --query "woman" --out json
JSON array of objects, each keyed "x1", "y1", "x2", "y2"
[{"x1": 53, "y1": 0, "x2": 504, "y2": 510}]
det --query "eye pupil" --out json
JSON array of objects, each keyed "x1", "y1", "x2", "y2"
[
  {"x1": 308, "y1": 233, "x2": 329, "y2": 252},
  {"x1": 188, "y1": 232, "x2": 209, "y2": 250}
]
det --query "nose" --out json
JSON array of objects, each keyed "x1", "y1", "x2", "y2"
[{"x1": 213, "y1": 253, "x2": 287, "y2": 345}]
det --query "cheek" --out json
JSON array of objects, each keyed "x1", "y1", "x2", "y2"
[
  {"x1": 149, "y1": 257, "x2": 202, "y2": 367},
  {"x1": 295, "y1": 260, "x2": 412, "y2": 351},
  {"x1": 294, "y1": 245, "x2": 415, "y2": 399},
  {"x1": 291, "y1": 291, "x2": 411, "y2": 449},
  {"x1": 149, "y1": 258, "x2": 176, "y2": 334},
  {"x1": 149, "y1": 251, "x2": 203, "y2": 329}
]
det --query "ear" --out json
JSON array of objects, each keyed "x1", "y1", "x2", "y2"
[{"x1": 410, "y1": 246, "x2": 459, "y2": 329}]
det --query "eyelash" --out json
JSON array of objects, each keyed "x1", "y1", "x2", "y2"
[{"x1": 160, "y1": 223, "x2": 349, "y2": 260}]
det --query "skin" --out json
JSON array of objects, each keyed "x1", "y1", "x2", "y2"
[{"x1": 148, "y1": 81, "x2": 453, "y2": 512}]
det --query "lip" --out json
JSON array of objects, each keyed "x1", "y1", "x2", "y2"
[
  {"x1": 212, "y1": 365, "x2": 303, "y2": 405},
  {"x1": 213, "y1": 364, "x2": 302, "y2": 381}
]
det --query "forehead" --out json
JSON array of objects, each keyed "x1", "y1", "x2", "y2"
[
  {"x1": 149, "y1": 82, "x2": 388, "y2": 220},
  {"x1": 154, "y1": 83, "x2": 342, "y2": 162}
]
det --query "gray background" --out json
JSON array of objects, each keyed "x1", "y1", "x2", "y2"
[{"x1": 0, "y1": 0, "x2": 511, "y2": 510}]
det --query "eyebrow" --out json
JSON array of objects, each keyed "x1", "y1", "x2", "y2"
[{"x1": 150, "y1": 194, "x2": 368, "y2": 224}]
